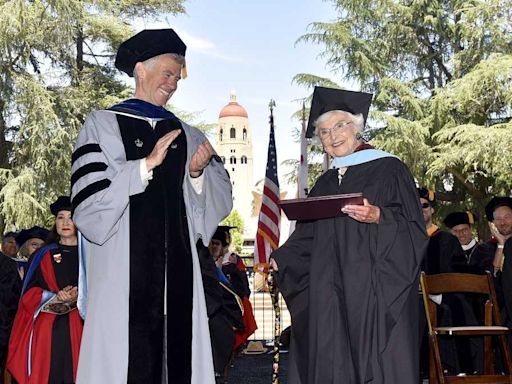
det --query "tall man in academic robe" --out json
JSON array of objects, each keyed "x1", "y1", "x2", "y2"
[{"x1": 71, "y1": 29, "x2": 232, "y2": 384}]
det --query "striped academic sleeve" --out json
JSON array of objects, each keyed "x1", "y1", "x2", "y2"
[
  {"x1": 71, "y1": 146, "x2": 111, "y2": 209},
  {"x1": 71, "y1": 110, "x2": 148, "y2": 245}
]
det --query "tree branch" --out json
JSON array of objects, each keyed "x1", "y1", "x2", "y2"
[{"x1": 448, "y1": 167, "x2": 485, "y2": 198}]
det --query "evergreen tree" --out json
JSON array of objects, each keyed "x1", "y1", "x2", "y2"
[
  {"x1": 221, "y1": 209, "x2": 244, "y2": 254},
  {"x1": 295, "y1": 0, "x2": 512, "y2": 238},
  {"x1": 0, "y1": 0, "x2": 188, "y2": 231}
]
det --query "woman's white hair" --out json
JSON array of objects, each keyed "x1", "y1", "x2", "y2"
[{"x1": 311, "y1": 110, "x2": 365, "y2": 144}]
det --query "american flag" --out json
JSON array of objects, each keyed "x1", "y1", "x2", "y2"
[{"x1": 254, "y1": 100, "x2": 280, "y2": 272}]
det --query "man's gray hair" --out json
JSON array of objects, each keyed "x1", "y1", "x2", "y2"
[{"x1": 133, "y1": 53, "x2": 185, "y2": 82}]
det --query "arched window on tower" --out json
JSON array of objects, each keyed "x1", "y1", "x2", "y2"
[
  {"x1": 219, "y1": 128, "x2": 223, "y2": 142},
  {"x1": 242, "y1": 128, "x2": 247, "y2": 140},
  {"x1": 230, "y1": 156, "x2": 236, "y2": 164},
  {"x1": 241, "y1": 155, "x2": 247, "y2": 164},
  {"x1": 230, "y1": 126, "x2": 236, "y2": 139}
]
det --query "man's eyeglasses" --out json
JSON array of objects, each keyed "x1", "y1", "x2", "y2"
[
  {"x1": 421, "y1": 203, "x2": 431, "y2": 209},
  {"x1": 318, "y1": 120, "x2": 353, "y2": 139}
]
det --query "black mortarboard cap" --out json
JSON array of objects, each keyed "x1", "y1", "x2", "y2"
[
  {"x1": 15, "y1": 226, "x2": 49, "y2": 247},
  {"x1": 443, "y1": 211, "x2": 477, "y2": 228},
  {"x1": 306, "y1": 86, "x2": 373, "y2": 138},
  {"x1": 50, "y1": 196, "x2": 72, "y2": 216},
  {"x1": 485, "y1": 196, "x2": 512, "y2": 222},
  {"x1": 212, "y1": 226, "x2": 236, "y2": 247},
  {"x1": 115, "y1": 29, "x2": 187, "y2": 77},
  {"x1": 417, "y1": 187, "x2": 436, "y2": 204},
  {"x1": 3, "y1": 231, "x2": 17, "y2": 240}
]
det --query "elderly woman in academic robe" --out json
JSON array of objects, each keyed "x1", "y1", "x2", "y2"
[
  {"x1": 270, "y1": 86, "x2": 428, "y2": 384},
  {"x1": 7, "y1": 196, "x2": 82, "y2": 384}
]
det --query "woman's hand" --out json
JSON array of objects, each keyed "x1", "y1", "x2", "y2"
[
  {"x1": 341, "y1": 198, "x2": 381, "y2": 224},
  {"x1": 56, "y1": 286, "x2": 78, "y2": 302}
]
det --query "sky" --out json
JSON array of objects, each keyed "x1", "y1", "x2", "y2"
[{"x1": 132, "y1": 0, "x2": 338, "y2": 194}]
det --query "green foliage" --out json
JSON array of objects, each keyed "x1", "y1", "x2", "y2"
[
  {"x1": 0, "y1": 0, "x2": 186, "y2": 231},
  {"x1": 281, "y1": 125, "x2": 325, "y2": 191},
  {"x1": 171, "y1": 106, "x2": 216, "y2": 135},
  {"x1": 295, "y1": 0, "x2": 512, "y2": 238},
  {"x1": 220, "y1": 210, "x2": 244, "y2": 254}
]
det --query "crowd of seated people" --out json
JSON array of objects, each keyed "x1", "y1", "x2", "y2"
[{"x1": 418, "y1": 188, "x2": 512, "y2": 378}]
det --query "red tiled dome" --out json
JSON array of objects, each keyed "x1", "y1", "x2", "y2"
[
  {"x1": 219, "y1": 91, "x2": 248, "y2": 118},
  {"x1": 219, "y1": 102, "x2": 248, "y2": 118}
]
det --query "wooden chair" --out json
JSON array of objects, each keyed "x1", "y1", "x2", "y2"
[
  {"x1": 420, "y1": 272, "x2": 512, "y2": 383},
  {"x1": 3, "y1": 369, "x2": 12, "y2": 384}
]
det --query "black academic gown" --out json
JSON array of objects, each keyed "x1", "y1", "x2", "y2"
[
  {"x1": 496, "y1": 239, "x2": 512, "y2": 327},
  {"x1": 0, "y1": 253, "x2": 21, "y2": 383},
  {"x1": 113, "y1": 111, "x2": 194, "y2": 383},
  {"x1": 423, "y1": 229, "x2": 465, "y2": 275},
  {"x1": 222, "y1": 260, "x2": 250, "y2": 299},
  {"x1": 451, "y1": 241, "x2": 492, "y2": 275},
  {"x1": 421, "y1": 231, "x2": 485, "y2": 375},
  {"x1": 197, "y1": 245, "x2": 243, "y2": 375},
  {"x1": 272, "y1": 157, "x2": 428, "y2": 384}
]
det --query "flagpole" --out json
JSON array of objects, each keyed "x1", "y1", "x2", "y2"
[
  {"x1": 298, "y1": 101, "x2": 308, "y2": 198},
  {"x1": 267, "y1": 99, "x2": 281, "y2": 384}
]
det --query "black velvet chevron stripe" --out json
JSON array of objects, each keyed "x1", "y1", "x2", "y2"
[
  {"x1": 72, "y1": 143, "x2": 102, "y2": 164},
  {"x1": 71, "y1": 162, "x2": 108, "y2": 188},
  {"x1": 71, "y1": 179, "x2": 111, "y2": 210}
]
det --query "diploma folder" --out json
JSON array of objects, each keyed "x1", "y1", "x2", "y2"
[{"x1": 280, "y1": 193, "x2": 364, "y2": 221}]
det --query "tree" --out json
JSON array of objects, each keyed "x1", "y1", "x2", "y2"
[
  {"x1": 294, "y1": 0, "x2": 512, "y2": 238},
  {"x1": 0, "y1": 0, "x2": 188, "y2": 231},
  {"x1": 221, "y1": 209, "x2": 244, "y2": 254}
]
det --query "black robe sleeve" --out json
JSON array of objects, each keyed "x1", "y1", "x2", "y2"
[
  {"x1": 500, "y1": 238, "x2": 512, "y2": 326},
  {"x1": 0, "y1": 255, "x2": 22, "y2": 363}
]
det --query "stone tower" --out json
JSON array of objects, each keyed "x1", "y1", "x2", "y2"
[{"x1": 216, "y1": 91, "x2": 256, "y2": 243}]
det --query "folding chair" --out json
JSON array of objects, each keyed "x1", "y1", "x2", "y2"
[{"x1": 420, "y1": 271, "x2": 512, "y2": 383}]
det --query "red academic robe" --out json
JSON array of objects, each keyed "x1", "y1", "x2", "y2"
[
  {"x1": 230, "y1": 257, "x2": 257, "y2": 350},
  {"x1": 6, "y1": 250, "x2": 83, "y2": 383}
]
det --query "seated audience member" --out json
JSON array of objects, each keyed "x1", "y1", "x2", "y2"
[
  {"x1": 483, "y1": 196, "x2": 512, "y2": 276},
  {"x1": 418, "y1": 188, "x2": 473, "y2": 375},
  {"x1": 13, "y1": 226, "x2": 49, "y2": 279},
  {"x1": 7, "y1": 196, "x2": 83, "y2": 384},
  {"x1": 211, "y1": 226, "x2": 250, "y2": 299},
  {"x1": 444, "y1": 211, "x2": 489, "y2": 373},
  {"x1": 210, "y1": 226, "x2": 257, "y2": 352},
  {"x1": 199, "y1": 236, "x2": 243, "y2": 382},
  {"x1": 419, "y1": 188, "x2": 465, "y2": 274},
  {"x1": 0, "y1": 232, "x2": 22, "y2": 384},
  {"x1": 1, "y1": 232, "x2": 18, "y2": 259},
  {"x1": 444, "y1": 211, "x2": 490, "y2": 274},
  {"x1": 475, "y1": 196, "x2": 512, "y2": 327}
]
